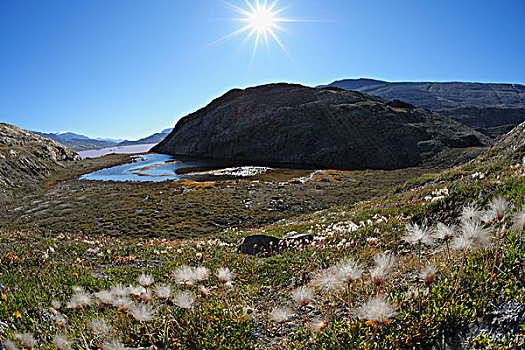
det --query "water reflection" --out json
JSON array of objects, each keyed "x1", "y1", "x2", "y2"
[{"x1": 79, "y1": 154, "x2": 270, "y2": 182}]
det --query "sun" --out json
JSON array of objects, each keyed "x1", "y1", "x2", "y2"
[
  {"x1": 223, "y1": 0, "x2": 297, "y2": 58},
  {"x1": 243, "y1": 1, "x2": 279, "y2": 35}
]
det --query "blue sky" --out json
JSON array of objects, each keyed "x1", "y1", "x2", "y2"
[{"x1": 1, "y1": 0, "x2": 524, "y2": 140}]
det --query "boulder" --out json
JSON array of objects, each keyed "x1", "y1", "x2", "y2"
[{"x1": 237, "y1": 234, "x2": 281, "y2": 256}]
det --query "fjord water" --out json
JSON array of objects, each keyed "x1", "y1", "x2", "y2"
[{"x1": 78, "y1": 143, "x2": 157, "y2": 158}]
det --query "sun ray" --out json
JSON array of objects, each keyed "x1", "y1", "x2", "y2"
[{"x1": 222, "y1": 0, "x2": 302, "y2": 57}]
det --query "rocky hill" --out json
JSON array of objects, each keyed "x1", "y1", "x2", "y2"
[
  {"x1": 152, "y1": 83, "x2": 489, "y2": 170},
  {"x1": 0, "y1": 123, "x2": 80, "y2": 198},
  {"x1": 324, "y1": 79, "x2": 525, "y2": 138}
]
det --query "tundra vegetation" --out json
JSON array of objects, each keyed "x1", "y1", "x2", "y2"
[{"x1": 1, "y1": 147, "x2": 525, "y2": 349}]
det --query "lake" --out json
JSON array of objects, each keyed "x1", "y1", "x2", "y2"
[{"x1": 79, "y1": 153, "x2": 270, "y2": 182}]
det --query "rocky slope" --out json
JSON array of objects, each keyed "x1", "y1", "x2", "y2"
[
  {"x1": 487, "y1": 120, "x2": 525, "y2": 161},
  {"x1": 324, "y1": 79, "x2": 525, "y2": 138},
  {"x1": 152, "y1": 84, "x2": 489, "y2": 170},
  {"x1": 0, "y1": 123, "x2": 80, "y2": 196}
]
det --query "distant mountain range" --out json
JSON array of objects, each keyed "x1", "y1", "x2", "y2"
[
  {"x1": 32, "y1": 128, "x2": 172, "y2": 152},
  {"x1": 322, "y1": 79, "x2": 525, "y2": 138}
]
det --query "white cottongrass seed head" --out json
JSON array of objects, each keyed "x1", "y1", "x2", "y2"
[
  {"x1": 461, "y1": 203, "x2": 482, "y2": 224},
  {"x1": 434, "y1": 222, "x2": 456, "y2": 241},
  {"x1": 88, "y1": 317, "x2": 112, "y2": 336},
  {"x1": 310, "y1": 267, "x2": 345, "y2": 294},
  {"x1": 310, "y1": 319, "x2": 328, "y2": 334},
  {"x1": 127, "y1": 285, "x2": 146, "y2": 297},
  {"x1": 453, "y1": 221, "x2": 492, "y2": 252},
  {"x1": 193, "y1": 266, "x2": 210, "y2": 282},
  {"x1": 3, "y1": 339, "x2": 19, "y2": 350},
  {"x1": 140, "y1": 289, "x2": 153, "y2": 303},
  {"x1": 14, "y1": 333, "x2": 37, "y2": 349},
  {"x1": 55, "y1": 313, "x2": 67, "y2": 327},
  {"x1": 129, "y1": 302, "x2": 156, "y2": 322},
  {"x1": 154, "y1": 284, "x2": 172, "y2": 300},
  {"x1": 356, "y1": 294, "x2": 398, "y2": 324},
  {"x1": 101, "y1": 338, "x2": 125, "y2": 350},
  {"x1": 216, "y1": 267, "x2": 234, "y2": 283},
  {"x1": 51, "y1": 300, "x2": 61, "y2": 310},
  {"x1": 109, "y1": 283, "x2": 128, "y2": 298},
  {"x1": 94, "y1": 290, "x2": 114, "y2": 305},
  {"x1": 137, "y1": 273, "x2": 154, "y2": 287},
  {"x1": 269, "y1": 307, "x2": 294, "y2": 323},
  {"x1": 173, "y1": 291, "x2": 195, "y2": 309},
  {"x1": 336, "y1": 257, "x2": 364, "y2": 282},
  {"x1": 371, "y1": 252, "x2": 396, "y2": 286},
  {"x1": 174, "y1": 265, "x2": 196, "y2": 286},
  {"x1": 199, "y1": 285, "x2": 210, "y2": 298},
  {"x1": 480, "y1": 208, "x2": 497, "y2": 224},
  {"x1": 52, "y1": 334, "x2": 73, "y2": 350},
  {"x1": 72, "y1": 285, "x2": 84, "y2": 293},
  {"x1": 420, "y1": 265, "x2": 437, "y2": 285},
  {"x1": 112, "y1": 297, "x2": 133, "y2": 312},
  {"x1": 67, "y1": 291, "x2": 92, "y2": 309},
  {"x1": 490, "y1": 195, "x2": 508, "y2": 220},
  {"x1": 291, "y1": 286, "x2": 315, "y2": 306},
  {"x1": 513, "y1": 208, "x2": 525, "y2": 231},
  {"x1": 404, "y1": 222, "x2": 434, "y2": 245}
]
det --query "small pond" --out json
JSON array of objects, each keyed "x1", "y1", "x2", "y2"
[{"x1": 79, "y1": 154, "x2": 271, "y2": 182}]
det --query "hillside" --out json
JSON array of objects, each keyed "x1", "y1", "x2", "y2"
[
  {"x1": 153, "y1": 83, "x2": 488, "y2": 170},
  {"x1": 0, "y1": 119, "x2": 524, "y2": 349},
  {"x1": 324, "y1": 79, "x2": 525, "y2": 138},
  {"x1": 0, "y1": 123, "x2": 80, "y2": 201}
]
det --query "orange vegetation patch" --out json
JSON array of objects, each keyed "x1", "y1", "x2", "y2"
[
  {"x1": 311, "y1": 169, "x2": 351, "y2": 182},
  {"x1": 177, "y1": 180, "x2": 216, "y2": 189}
]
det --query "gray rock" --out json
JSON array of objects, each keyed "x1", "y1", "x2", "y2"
[{"x1": 153, "y1": 84, "x2": 488, "y2": 170}]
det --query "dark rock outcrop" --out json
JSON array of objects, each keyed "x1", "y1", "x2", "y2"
[
  {"x1": 324, "y1": 79, "x2": 525, "y2": 139},
  {"x1": 237, "y1": 233, "x2": 314, "y2": 256},
  {"x1": 0, "y1": 123, "x2": 80, "y2": 191},
  {"x1": 237, "y1": 235, "x2": 281, "y2": 256},
  {"x1": 153, "y1": 83, "x2": 488, "y2": 170}
]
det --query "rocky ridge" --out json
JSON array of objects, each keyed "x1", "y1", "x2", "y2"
[
  {"x1": 0, "y1": 123, "x2": 80, "y2": 198},
  {"x1": 153, "y1": 83, "x2": 489, "y2": 170},
  {"x1": 324, "y1": 79, "x2": 525, "y2": 138}
]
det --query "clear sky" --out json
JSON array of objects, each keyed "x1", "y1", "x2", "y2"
[{"x1": 1, "y1": 0, "x2": 524, "y2": 140}]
